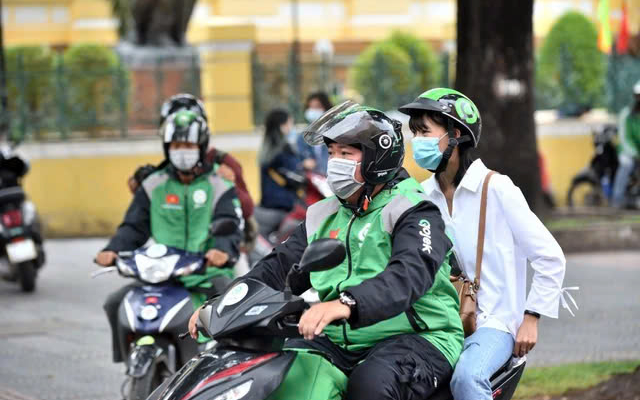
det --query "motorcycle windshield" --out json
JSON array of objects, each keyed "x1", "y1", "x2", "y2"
[{"x1": 302, "y1": 101, "x2": 393, "y2": 149}]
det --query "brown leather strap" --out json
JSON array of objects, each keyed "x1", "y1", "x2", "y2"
[{"x1": 474, "y1": 171, "x2": 496, "y2": 289}]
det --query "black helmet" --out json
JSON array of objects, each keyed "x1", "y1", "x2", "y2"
[
  {"x1": 399, "y1": 88, "x2": 481, "y2": 147},
  {"x1": 159, "y1": 93, "x2": 207, "y2": 126},
  {"x1": 303, "y1": 101, "x2": 404, "y2": 185},
  {"x1": 160, "y1": 109, "x2": 210, "y2": 162}
]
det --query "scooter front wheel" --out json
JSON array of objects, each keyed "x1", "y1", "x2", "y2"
[
  {"x1": 18, "y1": 261, "x2": 37, "y2": 292},
  {"x1": 567, "y1": 180, "x2": 606, "y2": 207},
  {"x1": 127, "y1": 363, "x2": 163, "y2": 400}
]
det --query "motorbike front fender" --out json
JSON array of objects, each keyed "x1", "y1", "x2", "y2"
[
  {"x1": 571, "y1": 167, "x2": 600, "y2": 185},
  {"x1": 127, "y1": 342, "x2": 165, "y2": 378}
]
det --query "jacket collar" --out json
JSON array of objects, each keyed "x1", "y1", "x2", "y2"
[
  {"x1": 423, "y1": 159, "x2": 489, "y2": 195},
  {"x1": 166, "y1": 161, "x2": 213, "y2": 182},
  {"x1": 341, "y1": 168, "x2": 411, "y2": 215}
]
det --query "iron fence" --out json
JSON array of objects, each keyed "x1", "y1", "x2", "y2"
[
  {"x1": 1, "y1": 51, "x2": 201, "y2": 142},
  {"x1": 252, "y1": 54, "x2": 338, "y2": 126}
]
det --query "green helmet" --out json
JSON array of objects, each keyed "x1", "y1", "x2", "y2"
[
  {"x1": 398, "y1": 88, "x2": 482, "y2": 147},
  {"x1": 160, "y1": 109, "x2": 210, "y2": 161}
]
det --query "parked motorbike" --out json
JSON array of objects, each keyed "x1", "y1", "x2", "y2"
[
  {"x1": 147, "y1": 239, "x2": 526, "y2": 400},
  {"x1": 567, "y1": 124, "x2": 640, "y2": 208},
  {"x1": 92, "y1": 219, "x2": 238, "y2": 400},
  {"x1": 0, "y1": 147, "x2": 45, "y2": 292}
]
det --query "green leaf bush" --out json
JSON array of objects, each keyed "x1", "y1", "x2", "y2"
[
  {"x1": 351, "y1": 32, "x2": 441, "y2": 111},
  {"x1": 62, "y1": 43, "x2": 128, "y2": 134},
  {"x1": 536, "y1": 12, "x2": 605, "y2": 115},
  {"x1": 5, "y1": 46, "x2": 55, "y2": 139}
]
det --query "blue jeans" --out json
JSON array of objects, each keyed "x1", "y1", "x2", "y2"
[
  {"x1": 450, "y1": 328, "x2": 515, "y2": 400},
  {"x1": 612, "y1": 154, "x2": 635, "y2": 208}
]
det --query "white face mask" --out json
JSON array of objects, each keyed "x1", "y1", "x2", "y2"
[
  {"x1": 305, "y1": 108, "x2": 324, "y2": 123},
  {"x1": 169, "y1": 148, "x2": 200, "y2": 172},
  {"x1": 327, "y1": 158, "x2": 364, "y2": 199}
]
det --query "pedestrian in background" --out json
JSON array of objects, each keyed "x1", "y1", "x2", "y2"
[
  {"x1": 297, "y1": 92, "x2": 333, "y2": 175},
  {"x1": 255, "y1": 108, "x2": 313, "y2": 237},
  {"x1": 612, "y1": 81, "x2": 640, "y2": 208}
]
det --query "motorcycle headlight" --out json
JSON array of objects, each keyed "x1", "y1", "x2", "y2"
[
  {"x1": 213, "y1": 380, "x2": 253, "y2": 400},
  {"x1": 135, "y1": 255, "x2": 173, "y2": 283}
]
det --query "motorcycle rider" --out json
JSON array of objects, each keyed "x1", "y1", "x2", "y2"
[
  {"x1": 190, "y1": 102, "x2": 464, "y2": 400},
  {"x1": 128, "y1": 93, "x2": 257, "y2": 254},
  {"x1": 612, "y1": 80, "x2": 640, "y2": 208},
  {"x1": 96, "y1": 109, "x2": 243, "y2": 362}
]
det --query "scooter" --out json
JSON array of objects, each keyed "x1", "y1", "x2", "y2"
[
  {"x1": 146, "y1": 239, "x2": 526, "y2": 400},
  {"x1": 92, "y1": 219, "x2": 238, "y2": 400},
  {"x1": 0, "y1": 186, "x2": 46, "y2": 292},
  {"x1": 567, "y1": 124, "x2": 640, "y2": 208}
]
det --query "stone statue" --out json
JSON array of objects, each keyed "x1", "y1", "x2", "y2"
[{"x1": 112, "y1": 0, "x2": 197, "y2": 47}]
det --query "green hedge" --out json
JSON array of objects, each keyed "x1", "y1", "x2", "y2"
[
  {"x1": 536, "y1": 12, "x2": 605, "y2": 114},
  {"x1": 5, "y1": 46, "x2": 56, "y2": 140},
  {"x1": 62, "y1": 43, "x2": 128, "y2": 135},
  {"x1": 387, "y1": 32, "x2": 441, "y2": 97},
  {"x1": 351, "y1": 31, "x2": 441, "y2": 111}
]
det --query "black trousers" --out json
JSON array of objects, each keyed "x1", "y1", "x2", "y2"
[
  {"x1": 103, "y1": 283, "x2": 139, "y2": 362},
  {"x1": 286, "y1": 333, "x2": 453, "y2": 400}
]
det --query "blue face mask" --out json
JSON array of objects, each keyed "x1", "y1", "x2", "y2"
[{"x1": 411, "y1": 134, "x2": 447, "y2": 172}]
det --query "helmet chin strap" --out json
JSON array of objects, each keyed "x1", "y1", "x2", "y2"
[
  {"x1": 340, "y1": 183, "x2": 375, "y2": 216},
  {"x1": 433, "y1": 119, "x2": 471, "y2": 174}
]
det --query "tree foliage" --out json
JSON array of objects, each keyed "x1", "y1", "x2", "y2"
[
  {"x1": 63, "y1": 44, "x2": 128, "y2": 133},
  {"x1": 6, "y1": 46, "x2": 55, "y2": 116},
  {"x1": 536, "y1": 12, "x2": 605, "y2": 114},
  {"x1": 351, "y1": 32, "x2": 441, "y2": 110},
  {"x1": 387, "y1": 31, "x2": 442, "y2": 94},
  {"x1": 5, "y1": 46, "x2": 56, "y2": 139}
]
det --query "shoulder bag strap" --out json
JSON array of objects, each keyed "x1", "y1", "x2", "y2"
[{"x1": 474, "y1": 170, "x2": 496, "y2": 290}]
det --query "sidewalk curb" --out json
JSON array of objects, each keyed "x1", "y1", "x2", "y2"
[{"x1": 551, "y1": 224, "x2": 640, "y2": 254}]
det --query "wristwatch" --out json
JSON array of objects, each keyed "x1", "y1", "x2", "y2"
[
  {"x1": 339, "y1": 292, "x2": 357, "y2": 309},
  {"x1": 524, "y1": 310, "x2": 541, "y2": 319}
]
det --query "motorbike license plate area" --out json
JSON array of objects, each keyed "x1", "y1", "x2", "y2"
[{"x1": 6, "y1": 239, "x2": 37, "y2": 264}]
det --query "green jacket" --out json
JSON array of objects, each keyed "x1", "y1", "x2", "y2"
[
  {"x1": 248, "y1": 172, "x2": 464, "y2": 367},
  {"x1": 106, "y1": 165, "x2": 244, "y2": 283},
  {"x1": 619, "y1": 106, "x2": 640, "y2": 157}
]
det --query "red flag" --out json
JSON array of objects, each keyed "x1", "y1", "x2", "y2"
[{"x1": 617, "y1": 0, "x2": 630, "y2": 54}]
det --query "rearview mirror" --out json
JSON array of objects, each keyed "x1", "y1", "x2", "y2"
[
  {"x1": 296, "y1": 239, "x2": 346, "y2": 273},
  {"x1": 210, "y1": 218, "x2": 238, "y2": 236}
]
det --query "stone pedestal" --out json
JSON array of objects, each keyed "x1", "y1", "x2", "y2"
[{"x1": 115, "y1": 43, "x2": 201, "y2": 131}]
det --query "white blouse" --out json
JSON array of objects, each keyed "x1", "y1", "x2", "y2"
[{"x1": 422, "y1": 159, "x2": 568, "y2": 338}]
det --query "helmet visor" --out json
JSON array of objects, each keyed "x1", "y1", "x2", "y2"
[{"x1": 302, "y1": 101, "x2": 394, "y2": 149}]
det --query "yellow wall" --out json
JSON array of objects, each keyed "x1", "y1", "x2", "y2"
[
  {"x1": 538, "y1": 134, "x2": 593, "y2": 205},
  {"x1": 4, "y1": 0, "x2": 118, "y2": 46},
  {"x1": 198, "y1": 23, "x2": 256, "y2": 133},
  {"x1": 23, "y1": 149, "x2": 262, "y2": 237}
]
